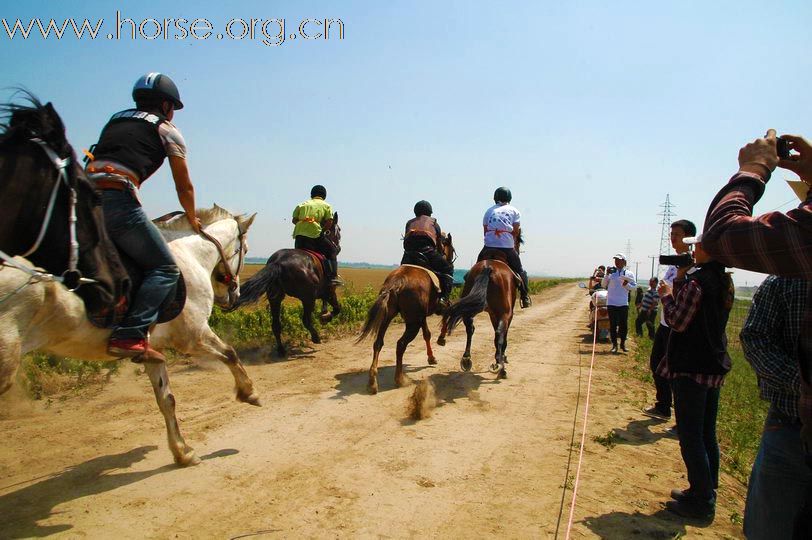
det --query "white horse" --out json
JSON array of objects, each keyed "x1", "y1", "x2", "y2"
[{"x1": 0, "y1": 205, "x2": 258, "y2": 466}]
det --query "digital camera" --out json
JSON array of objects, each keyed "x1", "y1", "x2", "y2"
[{"x1": 659, "y1": 254, "x2": 693, "y2": 268}]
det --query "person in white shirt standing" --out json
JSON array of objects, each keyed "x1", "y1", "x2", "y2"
[
  {"x1": 477, "y1": 187, "x2": 531, "y2": 308},
  {"x1": 601, "y1": 253, "x2": 637, "y2": 353},
  {"x1": 642, "y1": 219, "x2": 696, "y2": 421}
]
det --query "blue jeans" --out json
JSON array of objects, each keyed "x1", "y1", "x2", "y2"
[
  {"x1": 672, "y1": 377, "x2": 720, "y2": 501},
  {"x1": 101, "y1": 190, "x2": 180, "y2": 340},
  {"x1": 744, "y1": 407, "x2": 812, "y2": 539}
]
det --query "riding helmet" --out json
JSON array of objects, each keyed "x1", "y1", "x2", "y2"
[
  {"x1": 311, "y1": 184, "x2": 327, "y2": 199},
  {"x1": 494, "y1": 186, "x2": 512, "y2": 203},
  {"x1": 132, "y1": 73, "x2": 184, "y2": 110},
  {"x1": 414, "y1": 200, "x2": 433, "y2": 216}
]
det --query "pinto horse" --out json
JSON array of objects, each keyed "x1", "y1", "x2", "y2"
[
  {"x1": 439, "y1": 254, "x2": 519, "y2": 379},
  {"x1": 0, "y1": 206, "x2": 259, "y2": 466},
  {"x1": 231, "y1": 213, "x2": 342, "y2": 357},
  {"x1": 358, "y1": 234, "x2": 455, "y2": 394},
  {"x1": 0, "y1": 94, "x2": 129, "y2": 316}
]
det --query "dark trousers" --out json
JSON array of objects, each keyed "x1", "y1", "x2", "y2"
[
  {"x1": 295, "y1": 234, "x2": 337, "y2": 278},
  {"x1": 607, "y1": 305, "x2": 629, "y2": 346},
  {"x1": 402, "y1": 236, "x2": 454, "y2": 296},
  {"x1": 649, "y1": 325, "x2": 673, "y2": 413},
  {"x1": 672, "y1": 377, "x2": 720, "y2": 501},
  {"x1": 635, "y1": 309, "x2": 657, "y2": 338},
  {"x1": 477, "y1": 246, "x2": 529, "y2": 296}
]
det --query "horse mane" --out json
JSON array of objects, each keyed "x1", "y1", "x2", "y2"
[
  {"x1": 155, "y1": 204, "x2": 251, "y2": 232},
  {"x1": 0, "y1": 90, "x2": 72, "y2": 158}
]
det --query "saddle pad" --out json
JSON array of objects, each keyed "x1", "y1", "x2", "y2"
[{"x1": 400, "y1": 264, "x2": 441, "y2": 293}]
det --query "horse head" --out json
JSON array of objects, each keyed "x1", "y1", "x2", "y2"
[
  {"x1": 325, "y1": 211, "x2": 341, "y2": 254},
  {"x1": 0, "y1": 93, "x2": 130, "y2": 315},
  {"x1": 440, "y1": 232, "x2": 456, "y2": 264}
]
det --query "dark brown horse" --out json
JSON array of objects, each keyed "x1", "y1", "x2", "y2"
[
  {"x1": 439, "y1": 255, "x2": 518, "y2": 379},
  {"x1": 357, "y1": 234, "x2": 455, "y2": 394},
  {"x1": 230, "y1": 213, "x2": 341, "y2": 356},
  {"x1": 0, "y1": 94, "x2": 129, "y2": 315}
]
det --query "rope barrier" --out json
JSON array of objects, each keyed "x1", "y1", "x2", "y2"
[{"x1": 563, "y1": 294, "x2": 600, "y2": 539}]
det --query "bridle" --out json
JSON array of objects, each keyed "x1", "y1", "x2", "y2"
[
  {"x1": 442, "y1": 235, "x2": 457, "y2": 264},
  {"x1": 0, "y1": 137, "x2": 95, "y2": 298},
  {"x1": 199, "y1": 226, "x2": 246, "y2": 297}
]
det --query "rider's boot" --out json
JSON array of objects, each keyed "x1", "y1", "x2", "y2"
[
  {"x1": 520, "y1": 270, "x2": 532, "y2": 308},
  {"x1": 327, "y1": 259, "x2": 344, "y2": 286},
  {"x1": 107, "y1": 333, "x2": 165, "y2": 363},
  {"x1": 435, "y1": 274, "x2": 454, "y2": 315}
]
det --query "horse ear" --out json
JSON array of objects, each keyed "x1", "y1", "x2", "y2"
[
  {"x1": 333, "y1": 212, "x2": 338, "y2": 223},
  {"x1": 447, "y1": 233, "x2": 452, "y2": 243},
  {"x1": 240, "y1": 213, "x2": 257, "y2": 233}
]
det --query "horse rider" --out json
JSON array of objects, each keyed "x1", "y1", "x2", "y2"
[
  {"x1": 478, "y1": 186, "x2": 531, "y2": 308},
  {"x1": 292, "y1": 184, "x2": 341, "y2": 288},
  {"x1": 401, "y1": 200, "x2": 454, "y2": 312},
  {"x1": 85, "y1": 72, "x2": 201, "y2": 358}
]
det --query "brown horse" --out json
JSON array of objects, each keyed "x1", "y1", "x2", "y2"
[
  {"x1": 438, "y1": 255, "x2": 518, "y2": 379},
  {"x1": 230, "y1": 213, "x2": 341, "y2": 357},
  {"x1": 357, "y1": 234, "x2": 455, "y2": 394}
]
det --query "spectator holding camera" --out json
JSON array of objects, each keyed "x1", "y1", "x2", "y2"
[
  {"x1": 701, "y1": 129, "x2": 811, "y2": 534},
  {"x1": 635, "y1": 277, "x2": 659, "y2": 339},
  {"x1": 740, "y1": 276, "x2": 811, "y2": 539},
  {"x1": 589, "y1": 265, "x2": 606, "y2": 292},
  {"x1": 643, "y1": 219, "x2": 696, "y2": 422},
  {"x1": 656, "y1": 234, "x2": 735, "y2": 521},
  {"x1": 601, "y1": 253, "x2": 636, "y2": 353}
]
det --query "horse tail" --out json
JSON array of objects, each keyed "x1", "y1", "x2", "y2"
[
  {"x1": 444, "y1": 267, "x2": 492, "y2": 332},
  {"x1": 230, "y1": 262, "x2": 282, "y2": 310},
  {"x1": 356, "y1": 277, "x2": 403, "y2": 343}
]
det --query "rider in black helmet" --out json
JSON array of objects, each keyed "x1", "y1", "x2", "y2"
[
  {"x1": 292, "y1": 184, "x2": 341, "y2": 286},
  {"x1": 402, "y1": 200, "x2": 454, "y2": 312},
  {"x1": 86, "y1": 72, "x2": 201, "y2": 358},
  {"x1": 478, "y1": 186, "x2": 532, "y2": 308}
]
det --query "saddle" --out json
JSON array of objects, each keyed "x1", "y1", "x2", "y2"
[
  {"x1": 479, "y1": 251, "x2": 524, "y2": 286},
  {"x1": 400, "y1": 263, "x2": 442, "y2": 293},
  {"x1": 300, "y1": 249, "x2": 327, "y2": 274}
]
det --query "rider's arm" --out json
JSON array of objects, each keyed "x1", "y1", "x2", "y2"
[{"x1": 168, "y1": 155, "x2": 200, "y2": 233}]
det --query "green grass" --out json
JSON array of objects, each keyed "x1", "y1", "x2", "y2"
[{"x1": 626, "y1": 300, "x2": 768, "y2": 485}]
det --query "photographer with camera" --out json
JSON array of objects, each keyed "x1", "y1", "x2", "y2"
[
  {"x1": 656, "y1": 234, "x2": 735, "y2": 521},
  {"x1": 642, "y1": 219, "x2": 696, "y2": 422},
  {"x1": 700, "y1": 129, "x2": 811, "y2": 535},
  {"x1": 601, "y1": 253, "x2": 636, "y2": 353}
]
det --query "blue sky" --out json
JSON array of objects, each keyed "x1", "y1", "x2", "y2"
[{"x1": 3, "y1": 0, "x2": 810, "y2": 285}]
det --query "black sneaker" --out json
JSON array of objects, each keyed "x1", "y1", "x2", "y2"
[
  {"x1": 620, "y1": 343, "x2": 628, "y2": 352},
  {"x1": 610, "y1": 345, "x2": 618, "y2": 354},
  {"x1": 642, "y1": 406, "x2": 671, "y2": 421},
  {"x1": 665, "y1": 497, "x2": 715, "y2": 521}
]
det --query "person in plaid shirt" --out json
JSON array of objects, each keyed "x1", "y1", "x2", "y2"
[
  {"x1": 741, "y1": 276, "x2": 811, "y2": 539},
  {"x1": 656, "y1": 235, "x2": 734, "y2": 520},
  {"x1": 700, "y1": 129, "x2": 812, "y2": 534}
]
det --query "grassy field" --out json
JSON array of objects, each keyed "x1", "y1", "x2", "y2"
[{"x1": 625, "y1": 297, "x2": 767, "y2": 485}]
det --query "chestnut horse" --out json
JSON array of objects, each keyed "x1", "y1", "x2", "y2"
[
  {"x1": 357, "y1": 234, "x2": 455, "y2": 394},
  {"x1": 439, "y1": 256, "x2": 518, "y2": 379}
]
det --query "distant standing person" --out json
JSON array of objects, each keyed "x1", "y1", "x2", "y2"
[
  {"x1": 635, "y1": 277, "x2": 659, "y2": 338},
  {"x1": 477, "y1": 186, "x2": 531, "y2": 308},
  {"x1": 601, "y1": 253, "x2": 636, "y2": 353},
  {"x1": 643, "y1": 219, "x2": 696, "y2": 421}
]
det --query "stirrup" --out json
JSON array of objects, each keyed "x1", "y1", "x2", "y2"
[{"x1": 520, "y1": 296, "x2": 532, "y2": 308}]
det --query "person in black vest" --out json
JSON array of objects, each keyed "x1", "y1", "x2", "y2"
[
  {"x1": 655, "y1": 234, "x2": 734, "y2": 521},
  {"x1": 401, "y1": 200, "x2": 454, "y2": 312},
  {"x1": 86, "y1": 73, "x2": 200, "y2": 357}
]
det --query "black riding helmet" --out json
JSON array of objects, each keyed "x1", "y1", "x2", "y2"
[
  {"x1": 414, "y1": 200, "x2": 433, "y2": 216},
  {"x1": 132, "y1": 73, "x2": 183, "y2": 110},
  {"x1": 494, "y1": 187, "x2": 512, "y2": 203},
  {"x1": 311, "y1": 184, "x2": 327, "y2": 199}
]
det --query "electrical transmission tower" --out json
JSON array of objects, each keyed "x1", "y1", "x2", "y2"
[
  {"x1": 625, "y1": 239, "x2": 632, "y2": 262},
  {"x1": 655, "y1": 194, "x2": 676, "y2": 278}
]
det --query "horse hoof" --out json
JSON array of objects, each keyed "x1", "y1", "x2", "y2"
[
  {"x1": 277, "y1": 347, "x2": 287, "y2": 358},
  {"x1": 498, "y1": 368, "x2": 507, "y2": 379},
  {"x1": 427, "y1": 356, "x2": 437, "y2": 365},
  {"x1": 239, "y1": 392, "x2": 262, "y2": 407},
  {"x1": 437, "y1": 337, "x2": 446, "y2": 347},
  {"x1": 312, "y1": 336, "x2": 322, "y2": 344},
  {"x1": 488, "y1": 362, "x2": 500, "y2": 374},
  {"x1": 319, "y1": 314, "x2": 333, "y2": 323},
  {"x1": 368, "y1": 384, "x2": 378, "y2": 395},
  {"x1": 460, "y1": 358, "x2": 472, "y2": 372},
  {"x1": 175, "y1": 449, "x2": 201, "y2": 467}
]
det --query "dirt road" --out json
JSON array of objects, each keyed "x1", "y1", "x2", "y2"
[{"x1": 0, "y1": 284, "x2": 745, "y2": 538}]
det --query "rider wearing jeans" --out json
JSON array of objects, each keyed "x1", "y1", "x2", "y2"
[
  {"x1": 401, "y1": 200, "x2": 454, "y2": 312},
  {"x1": 86, "y1": 73, "x2": 201, "y2": 357},
  {"x1": 477, "y1": 187, "x2": 531, "y2": 308}
]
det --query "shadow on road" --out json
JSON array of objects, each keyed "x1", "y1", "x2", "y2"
[
  {"x1": 582, "y1": 508, "x2": 716, "y2": 538},
  {"x1": 611, "y1": 417, "x2": 677, "y2": 447},
  {"x1": 0, "y1": 445, "x2": 238, "y2": 538},
  {"x1": 332, "y1": 364, "x2": 433, "y2": 399}
]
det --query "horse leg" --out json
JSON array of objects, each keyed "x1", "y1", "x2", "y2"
[
  {"x1": 320, "y1": 288, "x2": 341, "y2": 323},
  {"x1": 437, "y1": 318, "x2": 448, "y2": 346},
  {"x1": 193, "y1": 327, "x2": 260, "y2": 406},
  {"x1": 368, "y1": 314, "x2": 393, "y2": 395},
  {"x1": 0, "y1": 337, "x2": 21, "y2": 396},
  {"x1": 422, "y1": 318, "x2": 437, "y2": 365},
  {"x1": 460, "y1": 317, "x2": 474, "y2": 371},
  {"x1": 395, "y1": 321, "x2": 421, "y2": 388},
  {"x1": 144, "y1": 362, "x2": 199, "y2": 466},
  {"x1": 269, "y1": 295, "x2": 286, "y2": 357},
  {"x1": 301, "y1": 297, "x2": 321, "y2": 344}
]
